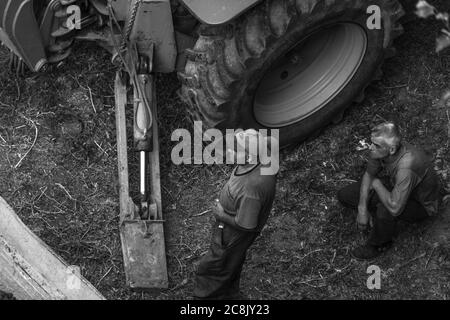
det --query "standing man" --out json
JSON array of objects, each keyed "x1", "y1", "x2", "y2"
[
  {"x1": 337, "y1": 122, "x2": 441, "y2": 260},
  {"x1": 193, "y1": 129, "x2": 278, "y2": 299}
]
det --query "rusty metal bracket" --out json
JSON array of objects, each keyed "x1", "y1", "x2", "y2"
[{"x1": 114, "y1": 67, "x2": 168, "y2": 290}]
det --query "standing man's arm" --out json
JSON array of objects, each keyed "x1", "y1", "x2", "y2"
[
  {"x1": 213, "y1": 202, "x2": 239, "y2": 228},
  {"x1": 213, "y1": 200, "x2": 259, "y2": 232}
]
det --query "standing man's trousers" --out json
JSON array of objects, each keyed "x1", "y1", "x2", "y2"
[
  {"x1": 193, "y1": 220, "x2": 258, "y2": 299},
  {"x1": 337, "y1": 181, "x2": 429, "y2": 246}
]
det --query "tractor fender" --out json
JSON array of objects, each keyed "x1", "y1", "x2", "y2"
[{"x1": 179, "y1": 0, "x2": 262, "y2": 25}]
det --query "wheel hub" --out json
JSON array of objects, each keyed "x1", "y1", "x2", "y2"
[{"x1": 253, "y1": 23, "x2": 368, "y2": 127}]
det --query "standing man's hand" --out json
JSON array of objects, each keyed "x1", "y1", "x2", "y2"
[
  {"x1": 213, "y1": 199, "x2": 223, "y2": 220},
  {"x1": 357, "y1": 204, "x2": 370, "y2": 230},
  {"x1": 212, "y1": 198, "x2": 237, "y2": 228}
]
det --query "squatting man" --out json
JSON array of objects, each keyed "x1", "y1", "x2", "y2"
[{"x1": 338, "y1": 122, "x2": 441, "y2": 260}]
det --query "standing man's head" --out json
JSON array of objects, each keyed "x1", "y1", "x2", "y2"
[
  {"x1": 226, "y1": 129, "x2": 261, "y2": 164},
  {"x1": 225, "y1": 129, "x2": 279, "y2": 174},
  {"x1": 369, "y1": 122, "x2": 402, "y2": 160}
]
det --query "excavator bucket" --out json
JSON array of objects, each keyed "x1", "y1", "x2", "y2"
[{"x1": 0, "y1": 0, "x2": 47, "y2": 71}]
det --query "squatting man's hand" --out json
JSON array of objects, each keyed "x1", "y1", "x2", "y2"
[
  {"x1": 356, "y1": 178, "x2": 378, "y2": 230},
  {"x1": 357, "y1": 205, "x2": 372, "y2": 230}
]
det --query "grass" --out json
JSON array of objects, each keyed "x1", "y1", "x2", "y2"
[{"x1": 0, "y1": 1, "x2": 449, "y2": 299}]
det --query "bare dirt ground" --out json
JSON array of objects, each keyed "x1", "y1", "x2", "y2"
[{"x1": 0, "y1": 3, "x2": 449, "y2": 300}]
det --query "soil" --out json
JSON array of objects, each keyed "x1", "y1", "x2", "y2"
[
  {"x1": 0, "y1": 290, "x2": 15, "y2": 300},
  {"x1": 0, "y1": 1, "x2": 449, "y2": 300}
]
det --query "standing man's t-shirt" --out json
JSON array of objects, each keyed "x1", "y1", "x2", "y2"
[
  {"x1": 366, "y1": 143, "x2": 441, "y2": 216},
  {"x1": 219, "y1": 164, "x2": 277, "y2": 231}
]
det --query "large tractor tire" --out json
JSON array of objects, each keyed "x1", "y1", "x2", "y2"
[{"x1": 178, "y1": 0, "x2": 404, "y2": 146}]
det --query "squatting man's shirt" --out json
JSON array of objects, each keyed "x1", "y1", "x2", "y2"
[{"x1": 366, "y1": 142, "x2": 440, "y2": 216}]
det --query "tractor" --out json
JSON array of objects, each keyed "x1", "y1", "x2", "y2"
[{"x1": 0, "y1": 0, "x2": 406, "y2": 298}]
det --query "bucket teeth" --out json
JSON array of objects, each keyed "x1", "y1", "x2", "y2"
[
  {"x1": 51, "y1": 26, "x2": 73, "y2": 38},
  {"x1": 8, "y1": 52, "x2": 26, "y2": 75},
  {"x1": 48, "y1": 39, "x2": 73, "y2": 53},
  {"x1": 48, "y1": 47, "x2": 72, "y2": 63},
  {"x1": 54, "y1": 9, "x2": 70, "y2": 18}
]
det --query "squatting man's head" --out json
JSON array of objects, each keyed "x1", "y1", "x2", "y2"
[{"x1": 368, "y1": 122, "x2": 402, "y2": 160}]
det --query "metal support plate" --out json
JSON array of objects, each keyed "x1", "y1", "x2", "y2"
[
  {"x1": 129, "y1": 0, "x2": 177, "y2": 73},
  {"x1": 120, "y1": 220, "x2": 168, "y2": 289}
]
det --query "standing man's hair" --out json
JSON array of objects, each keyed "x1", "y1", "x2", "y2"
[{"x1": 371, "y1": 122, "x2": 402, "y2": 149}]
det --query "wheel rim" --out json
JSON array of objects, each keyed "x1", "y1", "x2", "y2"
[{"x1": 253, "y1": 23, "x2": 368, "y2": 127}]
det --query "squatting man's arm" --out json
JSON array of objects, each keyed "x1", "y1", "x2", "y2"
[
  {"x1": 358, "y1": 171, "x2": 374, "y2": 229},
  {"x1": 371, "y1": 177, "x2": 407, "y2": 217}
]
